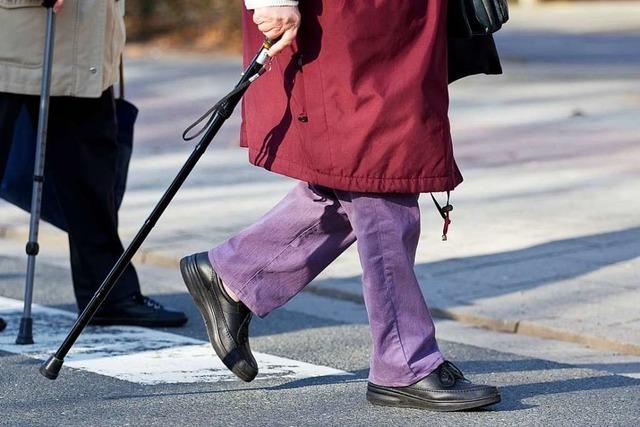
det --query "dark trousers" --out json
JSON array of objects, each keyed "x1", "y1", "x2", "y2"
[{"x1": 0, "y1": 89, "x2": 140, "y2": 310}]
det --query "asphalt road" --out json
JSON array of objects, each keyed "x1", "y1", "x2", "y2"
[{"x1": 1, "y1": 250, "x2": 639, "y2": 427}]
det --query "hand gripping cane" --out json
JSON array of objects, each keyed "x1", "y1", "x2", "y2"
[
  {"x1": 40, "y1": 39, "x2": 276, "y2": 379},
  {"x1": 16, "y1": 0, "x2": 58, "y2": 345}
]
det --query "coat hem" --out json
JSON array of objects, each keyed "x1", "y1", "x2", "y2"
[
  {"x1": 248, "y1": 148, "x2": 463, "y2": 194},
  {"x1": 0, "y1": 81, "x2": 105, "y2": 99}
]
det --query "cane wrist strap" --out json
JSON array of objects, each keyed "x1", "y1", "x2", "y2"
[{"x1": 431, "y1": 191, "x2": 453, "y2": 241}]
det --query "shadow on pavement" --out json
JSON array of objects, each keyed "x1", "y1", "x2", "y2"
[
  {"x1": 103, "y1": 359, "x2": 640, "y2": 414},
  {"x1": 30, "y1": 226, "x2": 639, "y2": 349},
  {"x1": 495, "y1": 29, "x2": 640, "y2": 67},
  {"x1": 498, "y1": 374, "x2": 640, "y2": 411},
  {"x1": 46, "y1": 291, "x2": 349, "y2": 341},
  {"x1": 418, "y1": 225, "x2": 640, "y2": 303},
  {"x1": 462, "y1": 358, "x2": 640, "y2": 379},
  {"x1": 103, "y1": 370, "x2": 369, "y2": 402},
  {"x1": 311, "y1": 225, "x2": 640, "y2": 310},
  {"x1": 41, "y1": 226, "x2": 636, "y2": 340}
]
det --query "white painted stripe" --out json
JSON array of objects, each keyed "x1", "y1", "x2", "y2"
[
  {"x1": 66, "y1": 344, "x2": 348, "y2": 385},
  {"x1": 0, "y1": 297, "x2": 351, "y2": 385}
]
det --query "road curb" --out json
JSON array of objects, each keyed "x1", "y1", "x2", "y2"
[
  {"x1": 2, "y1": 227, "x2": 639, "y2": 357},
  {"x1": 305, "y1": 284, "x2": 640, "y2": 356}
]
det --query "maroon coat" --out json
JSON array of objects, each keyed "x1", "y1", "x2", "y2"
[{"x1": 240, "y1": 1, "x2": 499, "y2": 193}]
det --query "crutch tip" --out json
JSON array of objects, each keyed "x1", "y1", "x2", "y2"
[
  {"x1": 15, "y1": 317, "x2": 34, "y2": 345},
  {"x1": 40, "y1": 355, "x2": 64, "y2": 380}
]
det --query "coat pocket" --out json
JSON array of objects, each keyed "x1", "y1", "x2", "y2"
[
  {"x1": 0, "y1": 0, "x2": 41, "y2": 8},
  {"x1": 0, "y1": 3, "x2": 46, "y2": 68}
]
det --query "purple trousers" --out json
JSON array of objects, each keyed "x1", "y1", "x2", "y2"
[{"x1": 209, "y1": 182, "x2": 443, "y2": 386}]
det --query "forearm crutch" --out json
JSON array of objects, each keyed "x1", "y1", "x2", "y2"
[
  {"x1": 40, "y1": 39, "x2": 276, "y2": 379},
  {"x1": 16, "y1": 0, "x2": 58, "y2": 345}
]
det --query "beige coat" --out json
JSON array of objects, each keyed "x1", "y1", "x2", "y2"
[{"x1": 0, "y1": 0, "x2": 125, "y2": 98}]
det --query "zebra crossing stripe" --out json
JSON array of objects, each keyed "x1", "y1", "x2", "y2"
[{"x1": 0, "y1": 296, "x2": 352, "y2": 385}]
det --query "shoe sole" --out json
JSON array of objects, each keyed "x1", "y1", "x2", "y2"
[
  {"x1": 366, "y1": 384, "x2": 501, "y2": 412},
  {"x1": 180, "y1": 254, "x2": 256, "y2": 382}
]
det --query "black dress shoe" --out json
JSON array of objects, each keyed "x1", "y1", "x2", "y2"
[
  {"x1": 367, "y1": 361, "x2": 500, "y2": 412},
  {"x1": 89, "y1": 293, "x2": 188, "y2": 327},
  {"x1": 180, "y1": 252, "x2": 258, "y2": 382},
  {"x1": 0, "y1": 317, "x2": 6, "y2": 332}
]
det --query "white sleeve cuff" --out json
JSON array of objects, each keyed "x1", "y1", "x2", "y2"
[{"x1": 245, "y1": 0, "x2": 298, "y2": 10}]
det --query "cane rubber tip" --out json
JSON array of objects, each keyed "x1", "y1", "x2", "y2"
[
  {"x1": 15, "y1": 317, "x2": 34, "y2": 345},
  {"x1": 15, "y1": 335, "x2": 34, "y2": 345},
  {"x1": 40, "y1": 355, "x2": 64, "y2": 380}
]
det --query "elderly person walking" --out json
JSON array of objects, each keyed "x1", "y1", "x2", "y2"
[
  {"x1": 181, "y1": 0, "x2": 503, "y2": 411},
  {"x1": 0, "y1": 0, "x2": 187, "y2": 327}
]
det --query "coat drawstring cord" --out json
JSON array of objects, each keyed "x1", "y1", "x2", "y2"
[{"x1": 430, "y1": 191, "x2": 453, "y2": 241}]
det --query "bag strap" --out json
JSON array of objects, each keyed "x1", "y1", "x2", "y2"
[{"x1": 119, "y1": 55, "x2": 125, "y2": 100}]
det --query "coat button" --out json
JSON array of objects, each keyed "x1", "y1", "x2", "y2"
[
  {"x1": 297, "y1": 114, "x2": 309, "y2": 123},
  {"x1": 89, "y1": 66, "x2": 97, "y2": 74}
]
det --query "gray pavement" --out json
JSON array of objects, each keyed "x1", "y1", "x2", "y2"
[
  {"x1": 1, "y1": 3, "x2": 640, "y2": 425},
  {"x1": 1, "y1": 250, "x2": 640, "y2": 426}
]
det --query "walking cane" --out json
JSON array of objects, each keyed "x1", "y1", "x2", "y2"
[
  {"x1": 16, "y1": 0, "x2": 58, "y2": 345},
  {"x1": 40, "y1": 39, "x2": 276, "y2": 379}
]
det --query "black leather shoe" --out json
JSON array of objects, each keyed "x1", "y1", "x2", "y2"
[
  {"x1": 367, "y1": 361, "x2": 500, "y2": 411},
  {"x1": 89, "y1": 293, "x2": 188, "y2": 327},
  {"x1": 0, "y1": 317, "x2": 6, "y2": 332},
  {"x1": 180, "y1": 252, "x2": 258, "y2": 382}
]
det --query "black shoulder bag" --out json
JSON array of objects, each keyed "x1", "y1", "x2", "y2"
[{"x1": 449, "y1": 0, "x2": 510, "y2": 38}]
